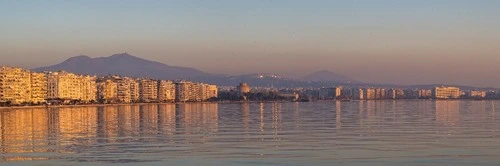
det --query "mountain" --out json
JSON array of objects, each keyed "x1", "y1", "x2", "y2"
[
  {"x1": 32, "y1": 53, "x2": 367, "y2": 88},
  {"x1": 32, "y1": 53, "x2": 210, "y2": 80},
  {"x1": 300, "y1": 70, "x2": 357, "y2": 83}
]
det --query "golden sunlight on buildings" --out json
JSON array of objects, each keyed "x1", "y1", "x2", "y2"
[
  {"x1": 432, "y1": 87, "x2": 460, "y2": 99},
  {"x1": 0, "y1": 67, "x2": 32, "y2": 104},
  {"x1": 97, "y1": 79, "x2": 118, "y2": 102},
  {"x1": 47, "y1": 71, "x2": 97, "y2": 103},
  {"x1": 158, "y1": 80, "x2": 176, "y2": 102}
]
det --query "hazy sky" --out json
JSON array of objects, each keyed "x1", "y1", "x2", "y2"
[{"x1": 1, "y1": 0, "x2": 500, "y2": 87}]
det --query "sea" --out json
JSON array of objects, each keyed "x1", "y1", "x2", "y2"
[{"x1": 0, "y1": 100, "x2": 499, "y2": 166}]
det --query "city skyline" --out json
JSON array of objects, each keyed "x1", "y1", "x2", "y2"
[{"x1": 1, "y1": 1, "x2": 500, "y2": 87}]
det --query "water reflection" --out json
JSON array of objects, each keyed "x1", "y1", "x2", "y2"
[
  {"x1": 435, "y1": 100, "x2": 460, "y2": 126},
  {"x1": 0, "y1": 101, "x2": 500, "y2": 165}
]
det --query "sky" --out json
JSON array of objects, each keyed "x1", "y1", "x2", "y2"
[{"x1": 1, "y1": 0, "x2": 500, "y2": 87}]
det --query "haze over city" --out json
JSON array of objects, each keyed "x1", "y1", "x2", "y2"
[{"x1": 1, "y1": 0, "x2": 500, "y2": 87}]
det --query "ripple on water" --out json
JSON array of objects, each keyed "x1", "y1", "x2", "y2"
[{"x1": 1, "y1": 101, "x2": 500, "y2": 165}]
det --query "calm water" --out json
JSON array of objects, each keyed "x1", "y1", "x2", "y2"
[{"x1": 0, "y1": 101, "x2": 499, "y2": 166}]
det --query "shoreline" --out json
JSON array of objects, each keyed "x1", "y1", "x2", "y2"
[{"x1": 0, "y1": 99, "x2": 496, "y2": 109}]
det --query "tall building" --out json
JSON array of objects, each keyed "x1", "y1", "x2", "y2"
[
  {"x1": 395, "y1": 89, "x2": 405, "y2": 99},
  {"x1": 0, "y1": 66, "x2": 32, "y2": 104},
  {"x1": 387, "y1": 89, "x2": 404, "y2": 100},
  {"x1": 387, "y1": 89, "x2": 397, "y2": 99},
  {"x1": 374, "y1": 88, "x2": 386, "y2": 100},
  {"x1": 334, "y1": 87, "x2": 342, "y2": 98},
  {"x1": 176, "y1": 81, "x2": 193, "y2": 102},
  {"x1": 432, "y1": 87, "x2": 460, "y2": 99},
  {"x1": 97, "y1": 79, "x2": 118, "y2": 102},
  {"x1": 30, "y1": 72, "x2": 47, "y2": 104},
  {"x1": 116, "y1": 77, "x2": 137, "y2": 103},
  {"x1": 199, "y1": 83, "x2": 218, "y2": 101},
  {"x1": 130, "y1": 79, "x2": 139, "y2": 102},
  {"x1": 206, "y1": 84, "x2": 218, "y2": 100},
  {"x1": 365, "y1": 88, "x2": 376, "y2": 100},
  {"x1": 47, "y1": 71, "x2": 84, "y2": 101},
  {"x1": 81, "y1": 75, "x2": 97, "y2": 103},
  {"x1": 352, "y1": 88, "x2": 364, "y2": 100},
  {"x1": 139, "y1": 79, "x2": 158, "y2": 102},
  {"x1": 158, "y1": 80, "x2": 175, "y2": 102},
  {"x1": 191, "y1": 83, "x2": 202, "y2": 101},
  {"x1": 175, "y1": 81, "x2": 217, "y2": 102}
]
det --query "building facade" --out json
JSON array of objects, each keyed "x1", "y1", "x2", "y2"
[
  {"x1": 365, "y1": 88, "x2": 376, "y2": 100},
  {"x1": 97, "y1": 79, "x2": 118, "y2": 102},
  {"x1": 47, "y1": 71, "x2": 84, "y2": 101},
  {"x1": 116, "y1": 77, "x2": 137, "y2": 103},
  {"x1": 130, "y1": 79, "x2": 139, "y2": 102},
  {"x1": 158, "y1": 80, "x2": 175, "y2": 102},
  {"x1": 81, "y1": 75, "x2": 97, "y2": 103},
  {"x1": 175, "y1": 81, "x2": 217, "y2": 102},
  {"x1": 30, "y1": 72, "x2": 47, "y2": 104},
  {"x1": 175, "y1": 81, "x2": 193, "y2": 102},
  {"x1": 352, "y1": 88, "x2": 364, "y2": 100},
  {"x1": 0, "y1": 67, "x2": 32, "y2": 104},
  {"x1": 432, "y1": 87, "x2": 460, "y2": 99},
  {"x1": 139, "y1": 79, "x2": 158, "y2": 102}
]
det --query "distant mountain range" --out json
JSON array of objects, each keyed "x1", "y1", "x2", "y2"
[
  {"x1": 33, "y1": 53, "x2": 210, "y2": 80},
  {"x1": 31, "y1": 53, "x2": 492, "y2": 90},
  {"x1": 32, "y1": 53, "x2": 359, "y2": 88}
]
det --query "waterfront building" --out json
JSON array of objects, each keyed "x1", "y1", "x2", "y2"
[
  {"x1": 341, "y1": 88, "x2": 353, "y2": 99},
  {"x1": 352, "y1": 88, "x2": 364, "y2": 100},
  {"x1": 81, "y1": 75, "x2": 97, "y2": 103},
  {"x1": 130, "y1": 79, "x2": 139, "y2": 102},
  {"x1": 0, "y1": 66, "x2": 32, "y2": 104},
  {"x1": 319, "y1": 86, "x2": 342, "y2": 100},
  {"x1": 470, "y1": 90, "x2": 487, "y2": 98},
  {"x1": 237, "y1": 83, "x2": 251, "y2": 94},
  {"x1": 375, "y1": 88, "x2": 386, "y2": 100},
  {"x1": 115, "y1": 77, "x2": 138, "y2": 103},
  {"x1": 47, "y1": 71, "x2": 84, "y2": 101},
  {"x1": 418, "y1": 89, "x2": 432, "y2": 98},
  {"x1": 176, "y1": 81, "x2": 194, "y2": 102},
  {"x1": 200, "y1": 84, "x2": 218, "y2": 101},
  {"x1": 403, "y1": 89, "x2": 419, "y2": 99},
  {"x1": 396, "y1": 89, "x2": 405, "y2": 99},
  {"x1": 30, "y1": 72, "x2": 47, "y2": 104},
  {"x1": 97, "y1": 79, "x2": 118, "y2": 102},
  {"x1": 365, "y1": 88, "x2": 376, "y2": 100},
  {"x1": 387, "y1": 89, "x2": 405, "y2": 99},
  {"x1": 158, "y1": 80, "x2": 175, "y2": 102},
  {"x1": 334, "y1": 87, "x2": 342, "y2": 98},
  {"x1": 237, "y1": 82, "x2": 250, "y2": 100},
  {"x1": 432, "y1": 87, "x2": 460, "y2": 99},
  {"x1": 175, "y1": 81, "x2": 218, "y2": 102},
  {"x1": 387, "y1": 89, "x2": 397, "y2": 99},
  {"x1": 139, "y1": 79, "x2": 158, "y2": 102}
]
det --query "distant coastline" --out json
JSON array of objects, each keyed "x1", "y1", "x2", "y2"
[{"x1": 0, "y1": 99, "x2": 495, "y2": 110}]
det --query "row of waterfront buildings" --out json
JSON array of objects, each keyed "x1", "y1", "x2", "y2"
[
  {"x1": 310, "y1": 86, "x2": 486, "y2": 100},
  {"x1": 0, "y1": 66, "x2": 218, "y2": 105},
  {"x1": 232, "y1": 83, "x2": 488, "y2": 101}
]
